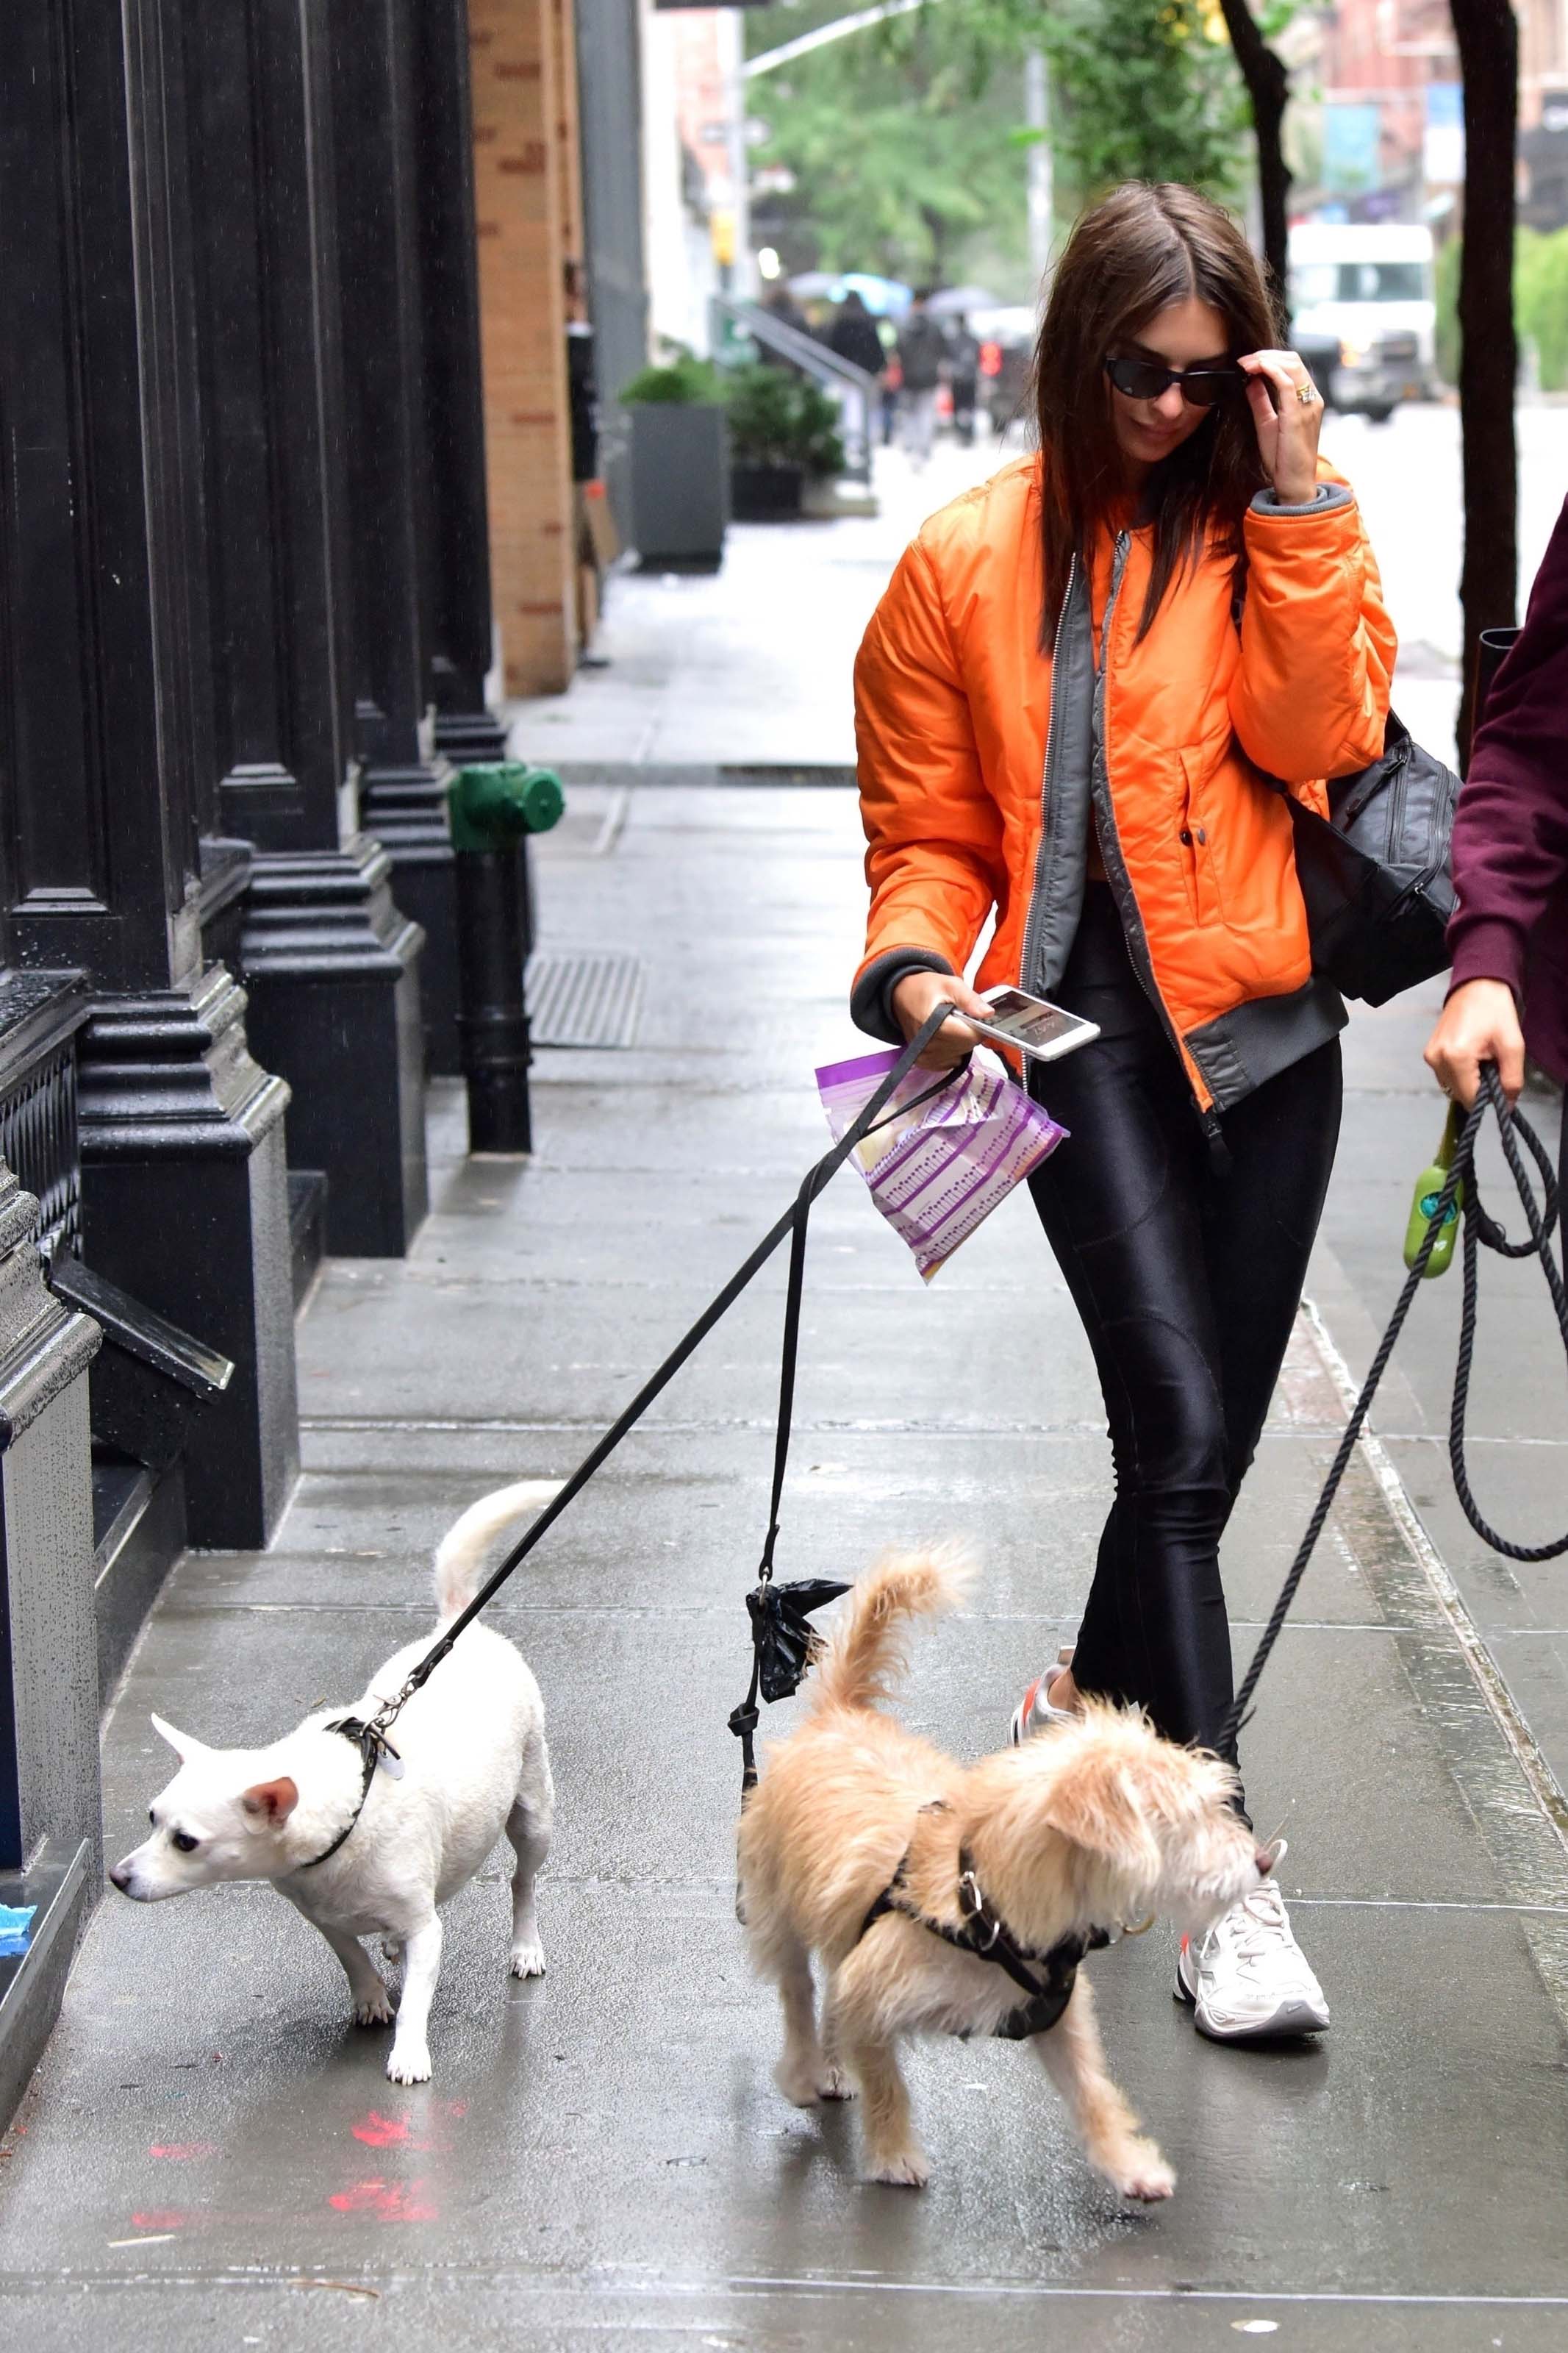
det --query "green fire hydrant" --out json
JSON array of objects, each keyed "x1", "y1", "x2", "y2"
[
  {"x1": 448, "y1": 763, "x2": 565, "y2": 854},
  {"x1": 448, "y1": 763, "x2": 565, "y2": 1154}
]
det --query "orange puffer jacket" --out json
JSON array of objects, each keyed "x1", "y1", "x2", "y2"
[{"x1": 851, "y1": 454, "x2": 1397, "y2": 1118}]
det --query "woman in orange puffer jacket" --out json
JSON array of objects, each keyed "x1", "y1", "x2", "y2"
[{"x1": 851, "y1": 185, "x2": 1395, "y2": 2046}]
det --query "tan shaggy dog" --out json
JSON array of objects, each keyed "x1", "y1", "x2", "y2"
[{"x1": 737, "y1": 1548, "x2": 1270, "y2": 2200}]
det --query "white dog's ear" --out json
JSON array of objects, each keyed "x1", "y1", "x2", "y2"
[
  {"x1": 1042, "y1": 1754, "x2": 1161, "y2": 1879},
  {"x1": 151, "y1": 1713, "x2": 210, "y2": 1763},
  {"x1": 241, "y1": 1777, "x2": 300, "y2": 1824}
]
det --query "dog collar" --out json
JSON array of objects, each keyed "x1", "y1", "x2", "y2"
[
  {"x1": 855, "y1": 1840, "x2": 1111, "y2": 2040},
  {"x1": 296, "y1": 1718, "x2": 402, "y2": 1870}
]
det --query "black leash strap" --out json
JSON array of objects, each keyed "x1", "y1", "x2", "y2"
[
  {"x1": 729, "y1": 1057, "x2": 964, "y2": 1791},
  {"x1": 359, "y1": 1009, "x2": 959, "y2": 1765},
  {"x1": 1222, "y1": 1067, "x2": 1567, "y2": 1752},
  {"x1": 1450, "y1": 1085, "x2": 1567, "y2": 1558},
  {"x1": 761, "y1": 1167, "x2": 814, "y2": 1585},
  {"x1": 727, "y1": 1168, "x2": 815, "y2": 1793}
]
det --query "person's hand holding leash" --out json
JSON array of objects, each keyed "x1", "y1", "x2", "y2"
[
  {"x1": 1239, "y1": 349, "x2": 1323, "y2": 506},
  {"x1": 1424, "y1": 977, "x2": 1526, "y2": 1106},
  {"x1": 891, "y1": 970, "x2": 992, "y2": 1071}
]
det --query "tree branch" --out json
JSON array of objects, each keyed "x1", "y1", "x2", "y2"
[{"x1": 1212, "y1": 0, "x2": 1291, "y2": 316}]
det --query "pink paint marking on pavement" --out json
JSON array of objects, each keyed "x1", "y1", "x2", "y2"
[
  {"x1": 328, "y1": 2178, "x2": 438, "y2": 2223},
  {"x1": 351, "y1": 2111, "x2": 412, "y2": 2148},
  {"x1": 148, "y1": 2142, "x2": 219, "y2": 2160}
]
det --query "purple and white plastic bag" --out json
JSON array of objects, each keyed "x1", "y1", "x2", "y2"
[{"x1": 815, "y1": 1048, "x2": 1067, "y2": 1281}]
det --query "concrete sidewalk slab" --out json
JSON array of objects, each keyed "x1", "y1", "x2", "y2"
[{"x1": 4, "y1": 774, "x2": 1568, "y2": 2346}]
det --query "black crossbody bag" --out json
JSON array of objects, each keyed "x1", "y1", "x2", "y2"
[
  {"x1": 1234, "y1": 567, "x2": 1461, "y2": 1007},
  {"x1": 1281, "y1": 713, "x2": 1460, "y2": 1007}
]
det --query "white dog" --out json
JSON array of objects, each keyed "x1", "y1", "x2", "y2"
[{"x1": 111, "y1": 1480, "x2": 559, "y2": 2085}]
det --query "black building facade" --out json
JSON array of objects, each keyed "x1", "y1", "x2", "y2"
[{"x1": 0, "y1": 0, "x2": 509, "y2": 2124}]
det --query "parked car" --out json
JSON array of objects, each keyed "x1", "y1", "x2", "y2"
[{"x1": 1288, "y1": 222, "x2": 1437, "y2": 421}]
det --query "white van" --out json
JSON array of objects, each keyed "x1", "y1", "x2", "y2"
[{"x1": 1287, "y1": 223, "x2": 1437, "y2": 419}]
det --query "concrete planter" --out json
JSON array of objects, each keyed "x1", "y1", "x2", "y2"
[
  {"x1": 628, "y1": 403, "x2": 728, "y2": 567},
  {"x1": 730, "y1": 462, "x2": 805, "y2": 521}
]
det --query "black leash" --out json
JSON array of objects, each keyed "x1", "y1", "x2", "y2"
[
  {"x1": 730, "y1": 1063, "x2": 959, "y2": 1790},
  {"x1": 1222, "y1": 1066, "x2": 1567, "y2": 1752},
  {"x1": 300, "y1": 1008, "x2": 962, "y2": 1854}
]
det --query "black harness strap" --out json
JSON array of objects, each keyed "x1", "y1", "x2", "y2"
[
  {"x1": 856, "y1": 1841, "x2": 1111, "y2": 2040},
  {"x1": 297, "y1": 1718, "x2": 404, "y2": 1871}
]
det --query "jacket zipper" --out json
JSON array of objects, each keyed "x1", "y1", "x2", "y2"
[
  {"x1": 1091, "y1": 533, "x2": 1224, "y2": 1145},
  {"x1": 1018, "y1": 555, "x2": 1076, "y2": 996}
]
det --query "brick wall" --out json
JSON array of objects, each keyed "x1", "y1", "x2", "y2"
[{"x1": 470, "y1": 0, "x2": 579, "y2": 696}]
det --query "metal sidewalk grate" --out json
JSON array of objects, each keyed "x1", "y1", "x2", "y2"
[{"x1": 526, "y1": 951, "x2": 645, "y2": 1049}]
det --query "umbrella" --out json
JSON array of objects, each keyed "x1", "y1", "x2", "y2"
[
  {"x1": 785, "y1": 271, "x2": 840, "y2": 299},
  {"x1": 787, "y1": 271, "x2": 912, "y2": 317},
  {"x1": 928, "y1": 285, "x2": 1000, "y2": 318}
]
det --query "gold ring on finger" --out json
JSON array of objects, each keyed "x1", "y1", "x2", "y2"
[{"x1": 1295, "y1": 383, "x2": 1317, "y2": 406}]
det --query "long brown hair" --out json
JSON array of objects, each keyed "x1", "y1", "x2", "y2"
[{"x1": 1033, "y1": 182, "x2": 1279, "y2": 644}]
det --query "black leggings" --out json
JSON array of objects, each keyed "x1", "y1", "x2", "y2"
[{"x1": 1027, "y1": 885, "x2": 1342, "y2": 1798}]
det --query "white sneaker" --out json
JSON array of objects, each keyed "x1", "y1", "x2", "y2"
[
  {"x1": 1175, "y1": 1843, "x2": 1330, "y2": 2040},
  {"x1": 1009, "y1": 1648, "x2": 1078, "y2": 1744}
]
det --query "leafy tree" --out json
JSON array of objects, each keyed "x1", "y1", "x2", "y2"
[
  {"x1": 970, "y1": 0, "x2": 1292, "y2": 303},
  {"x1": 745, "y1": 2, "x2": 1031, "y2": 288},
  {"x1": 1030, "y1": 0, "x2": 1250, "y2": 210},
  {"x1": 744, "y1": 0, "x2": 1250, "y2": 290}
]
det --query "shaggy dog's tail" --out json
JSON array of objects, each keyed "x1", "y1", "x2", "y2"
[
  {"x1": 434, "y1": 1480, "x2": 563, "y2": 1621},
  {"x1": 809, "y1": 1544, "x2": 974, "y2": 1716}
]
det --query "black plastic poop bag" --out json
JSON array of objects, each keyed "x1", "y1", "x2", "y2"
[{"x1": 747, "y1": 1577, "x2": 850, "y2": 1704}]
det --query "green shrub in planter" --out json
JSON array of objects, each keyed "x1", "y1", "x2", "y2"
[
  {"x1": 723, "y1": 365, "x2": 846, "y2": 479},
  {"x1": 620, "y1": 354, "x2": 726, "y2": 406},
  {"x1": 619, "y1": 354, "x2": 728, "y2": 565}
]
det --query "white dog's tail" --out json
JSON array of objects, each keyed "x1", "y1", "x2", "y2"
[
  {"x1": 434, "y1": 1481, "x2": 562, "y2": 1621},
  {"x1": 808, "y1": 1543, "x2": 974, "y2": 1717}
]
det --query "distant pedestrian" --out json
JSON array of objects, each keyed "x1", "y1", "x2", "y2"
[
  {"x1": 853, "y1": 182, "x2": 1392, "y2": 2045},
  {"x1": 827, "y1": 289, "x2": 887, "y2": 379},
  {"x1": 946, "y1": 313, "x2": 981, "y2": 443},
  {"x1": 762, "y1": 282, "x2": 809, "y2": 340},
  {"x1": 1425, "y1": 494, "x2": 1568, "y2": 1168},
  {"x1": 895, "y1": 290, "x2": 946, "y2": 468},
  {"x1": 879, "y1": 345, "x2": 901, "y2": 446}
]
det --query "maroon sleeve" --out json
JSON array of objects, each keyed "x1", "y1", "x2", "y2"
[{"x1": 1447, "y1": 494, "x2": 1568, "y2": 999}]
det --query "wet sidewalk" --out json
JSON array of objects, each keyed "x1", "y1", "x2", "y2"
[{"x1": 3, "y1": 760, "x2": 1568, "y2": 2346}]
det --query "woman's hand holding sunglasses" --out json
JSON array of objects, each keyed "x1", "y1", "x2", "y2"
[{"x1": 1238, "y1": 349, "x2": 1324, "y2": 507}]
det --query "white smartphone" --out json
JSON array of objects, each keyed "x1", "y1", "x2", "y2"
[{"x1": 968, "y1": 986, "x2": 1100, "y2": 1063}]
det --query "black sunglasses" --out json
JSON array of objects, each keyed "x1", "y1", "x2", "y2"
[{"x1": 1104, "y1": 354, "x2": 1244, "y2": 407}]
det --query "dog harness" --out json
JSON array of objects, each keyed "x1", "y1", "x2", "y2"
[
  {"x1": 854, "y1": 1836, "x2": 1111, "y2": 2040},
  {"x1": 297, "y1": 1717, "x2": 404, "y2": 1871}
]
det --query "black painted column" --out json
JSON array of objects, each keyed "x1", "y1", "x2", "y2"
[
  {"x1": 415, "y1": 0, "x2": 510, "y2": 771},
  {"x1": 179, "y1": 0, "x2": 429, "y2": 1257},
  {"x1": 0, "y1": 0, "x2": 298, "y2": 1549},
  {"x1": 332, "y1": 0, "x2": 463, "y2": 1074}
]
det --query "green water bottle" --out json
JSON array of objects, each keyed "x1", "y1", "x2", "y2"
[{"x1": 1403, "y1": 1101, "x2": 1464, "y2": 1278}]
